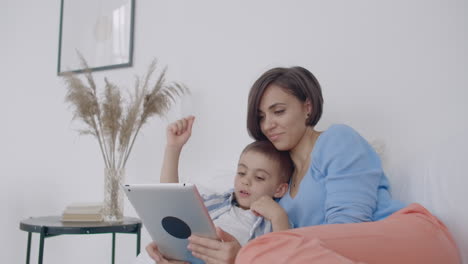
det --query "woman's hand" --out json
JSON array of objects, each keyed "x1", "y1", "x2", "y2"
[
  {"x1": 251, "y1": 196, "x2": 290, "y2": 231},
  {"x1": 188, "y1": 227, "x2": 241, "y2": 264},
  {"x1": 146, "y1": 242, "x2": 188, "y2": 264},
  {"x1": 166, "y1": 116, "x2": 195, "y2": 148}
]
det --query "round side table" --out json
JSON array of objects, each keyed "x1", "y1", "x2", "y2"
[{"x1": 19, "y1": 216, "x2": 141, "y2": 264}]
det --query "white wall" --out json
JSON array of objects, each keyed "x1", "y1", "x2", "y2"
[{"x1": 2, "y1": 0, "x2": 467, "y2": 263}]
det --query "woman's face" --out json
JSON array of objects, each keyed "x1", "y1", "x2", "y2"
[{"x1": 258, "y1": 84, "x2": 309, "y2": 151}]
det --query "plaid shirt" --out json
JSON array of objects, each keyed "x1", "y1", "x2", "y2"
[{"x1": 202, "y1": 189, "x2": 273, "y2": 241}]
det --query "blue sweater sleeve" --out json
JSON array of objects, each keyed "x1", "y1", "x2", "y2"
[{"x1": 316, "y1": 125, "x2": 382, "y2": 224}]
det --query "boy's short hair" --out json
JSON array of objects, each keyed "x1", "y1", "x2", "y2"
[{"x1": 241, "y1": 140, "x2": 294, "y2": 183}]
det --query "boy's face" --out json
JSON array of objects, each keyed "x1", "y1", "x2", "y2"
[{"x1": 234, "y1": 150, "x2": 288, "y2": 210}]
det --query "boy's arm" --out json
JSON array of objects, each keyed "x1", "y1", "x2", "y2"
[
  {"x1": 159, "y1": 116, "x2": 195, "y2": 183},
  {"x1": 159, "y1": 145, "x2": 183, "y2": 183},
  {"x1": 146, "y1": 241, "x2": 188, "y2": 263},
  {"x1": 250, "y1": 196, "x2": 290, "y2": 232},
  {"x1": 270, "y1": 210, "x2": 290, "y2": 232}
]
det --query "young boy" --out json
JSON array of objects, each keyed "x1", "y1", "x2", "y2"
[{"x1": 137, "y1": 116, "x2": 294, "y2": 263}]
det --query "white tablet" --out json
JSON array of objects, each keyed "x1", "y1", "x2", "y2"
[{"x1": 123, "y1": 183, "x2": 217, "y2": 263}]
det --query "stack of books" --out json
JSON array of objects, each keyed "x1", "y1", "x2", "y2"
[{"x1": 61, "y1": 202, "x2": 104, "y2": 222}]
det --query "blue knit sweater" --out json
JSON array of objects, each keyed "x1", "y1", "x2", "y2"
[{"x1": 279, "y1": 124, "x2": 406, "y2": 227}]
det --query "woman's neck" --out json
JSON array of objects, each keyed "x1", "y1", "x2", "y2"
[
  {"x1": 290, "y1": 127, "x2": 320, "y2": 172},
  {"x1": 288, "y1": 127, "x2": 320, "y2": 197}
]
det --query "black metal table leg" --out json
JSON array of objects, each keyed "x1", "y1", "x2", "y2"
[
  {"x1": 112, "y1": 232, "x2": 116, "y2": 264},
  {"x1": 38, "y1": 227, "x2": 46, "y2": 264},
  {"x1": 26, "y1": 232, "x2": 31, "y2": 264},
  {"x1": 136, "y1": 224, "x2": 141, "y2": 255}
]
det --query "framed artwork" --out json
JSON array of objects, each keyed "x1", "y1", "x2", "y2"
[{"x1": 57, "y1": 0, "x2": 135, "y2": 75}]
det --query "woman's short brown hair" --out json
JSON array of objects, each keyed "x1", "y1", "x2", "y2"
[
  {"x1": 241, "y1": 140, "x2": 294, "y2": 183},
  {"x1": 247, "y1": 66, "x2": 324, "y2": 140}
]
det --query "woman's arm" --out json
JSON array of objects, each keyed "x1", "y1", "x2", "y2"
[
  {"x1": 159, "y1": 116, "x2": 195, "y2": 183},
  {"x1": 320, "y1": 125, "x2": 382, "y2": 224}
]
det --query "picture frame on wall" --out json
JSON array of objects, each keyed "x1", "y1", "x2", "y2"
[{"x1": 57, "y1": 0, "x2": 135, "y2": 75}]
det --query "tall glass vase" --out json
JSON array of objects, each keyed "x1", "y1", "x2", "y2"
[{"x1": 103, "y1": 168, "x2": 125, "y2": 222}]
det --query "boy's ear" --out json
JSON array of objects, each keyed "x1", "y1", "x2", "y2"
[{"x1": 273, "y1": 183, "x2": 288, "y2": 198}]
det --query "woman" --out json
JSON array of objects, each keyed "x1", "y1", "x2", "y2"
[{"x1": 186, "y1": 66, "x2": 460, "y2": 264}]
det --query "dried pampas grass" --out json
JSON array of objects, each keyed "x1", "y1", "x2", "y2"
[{"x1": 63, "y1": 56, "x2": 189, "y2": 169}]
